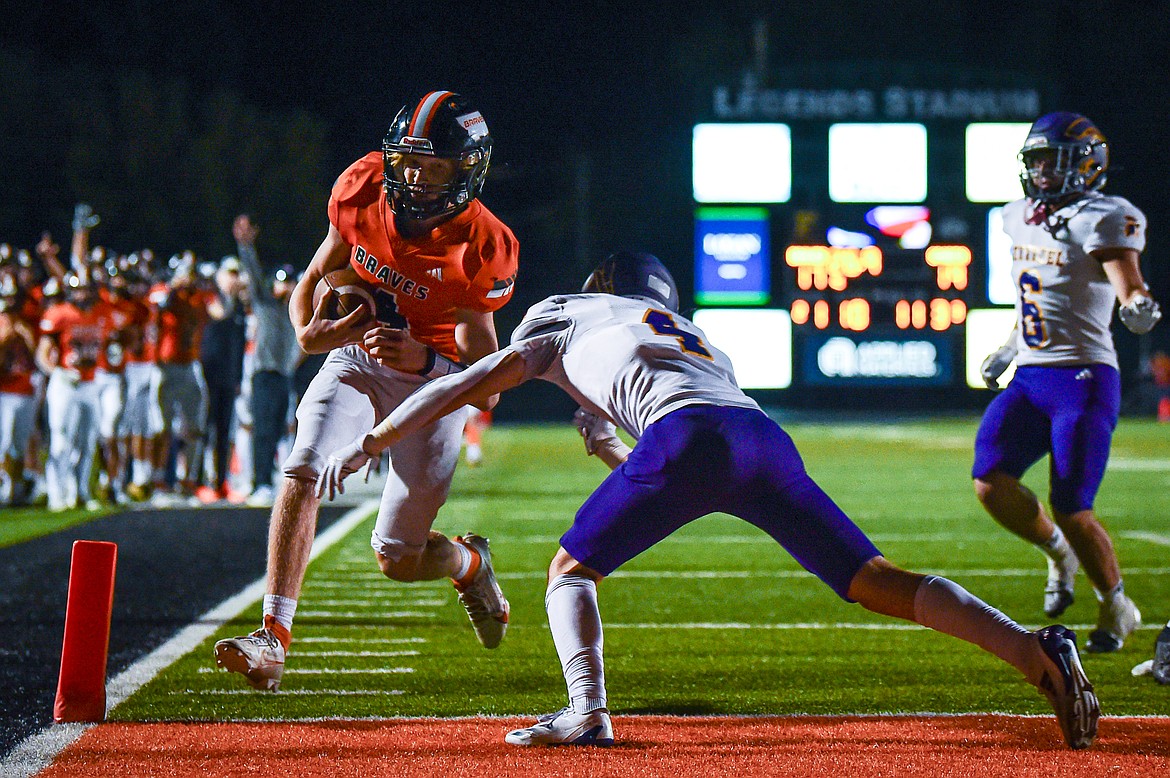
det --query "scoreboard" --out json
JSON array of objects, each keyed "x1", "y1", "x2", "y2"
[{"x1": 690, "y1": 65, "x2": 1047, "y2": 396}]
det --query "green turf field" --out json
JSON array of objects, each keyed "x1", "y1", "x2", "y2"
[
  {"x1": 114, "y1": 417, "x2": 1170, "y2": 722},
  {"x1": 0, "y1": 505, "x2": 111, "y2": 549}
]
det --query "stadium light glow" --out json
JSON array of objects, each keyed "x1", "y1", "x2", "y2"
[
  {"x1": 965, "y1": 308, "x2": 1018, "y2": 388},
  {"x1": 692, "y1": 124, "x2": 792, "y2": 203},
  {"x1": 965, "y1": 123, "x2": 1031, "y2": 203},
  {"x1": 693, "y1": 308, "x2": 792, "y2": 389},
  {"x1": 828, "y1": 123, "x2": 927, "y2": 203},
  {"x1": 986, "y1": 207, "x2": 1016, "y2": 304}
]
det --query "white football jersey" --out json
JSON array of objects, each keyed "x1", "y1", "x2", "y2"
[
  {"x1": 509, "y1": 294, "x2": 760, "y2": 439},
  {"x1": 1001, "y1": 192, "x2": 1147, "y2": 369}
]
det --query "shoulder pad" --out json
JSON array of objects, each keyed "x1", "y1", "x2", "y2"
[{"x1": 331, "y1": 152, "x2": 384, "y2": 209}]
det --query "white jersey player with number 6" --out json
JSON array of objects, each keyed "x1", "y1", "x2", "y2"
[{"x1": 974, "y1": 111, "x2": 1160, "y2": 655}]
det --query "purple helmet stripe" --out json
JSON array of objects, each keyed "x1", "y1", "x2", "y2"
[{"x1": 409, "y1": 91, "x2": 455, "y2": 137}]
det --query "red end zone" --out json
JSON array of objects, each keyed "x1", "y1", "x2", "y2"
[{"x1": 39, "y1": 715, "x2": 1170, "y2": 777}]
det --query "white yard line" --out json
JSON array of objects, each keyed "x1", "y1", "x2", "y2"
[
  {"x1": 603, "y1": 622, "x2": 1164, "y2": 632},
  {"x1": 296, "y1": 636, "x2": 427, "y2": 644},
  {"x1": 295, "y1": 610, "x2": 435, "y2": 619},
  {"x1": 1120, "y1": 531, "x2": 1170, "y2": 547},
  {"x1": 304, "y1": 598, "x2": 446, "y2": 607},
  {"x1": 0, "y1": 499, "x2": 379, "y2": 778},
  {"x1": 494, "y1": 566, "x2": 1170, "y2": 580},
  {"x1": 175, "y1": 689, "x2": 405, "y2": 696},
  {"x1": 291, "y1": 650, "x2": 421, "y2": 658},
  {"x1": 194, "y1": 666, "x2": 416, "y2": 675}
]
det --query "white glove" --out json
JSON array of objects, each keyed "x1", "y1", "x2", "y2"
[
  {"x1": 980, "y1": 344, "x2": 1017, "y2": 390},
  {"x1": 315, "y1": 435, "x2": 375, "y2": 501},
  {"x1": 1119, "y1": 295, "x2": 1162, "y2": 334},
  {"x1": 574, "y1": 408, "x2": 619, "y2": 456}
]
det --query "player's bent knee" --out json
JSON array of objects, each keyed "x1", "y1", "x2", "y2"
[{"x1": 547, "y1": 547, "x2": 602, "y2": 583}]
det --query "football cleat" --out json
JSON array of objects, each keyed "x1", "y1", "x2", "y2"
[
  {"x1": 505, "y1": 707, "x2": 614, "y2": 747},
  {"x1": 214, "y1": 628, "x2": 286, "y2": 691},
  {"x1": 1153, "y1": 625, "x2": 1170, "y2": 685},
  {"x1": 1043, "y1": 551, "x2": 1079, "y2": 618},
  {"x1": 452, "y1": 534, "x2": 509, "y2": 649},
  {"x1": 1034, "y1": 625, "x2": 1099, "y2": 750},
  {"x1": 1085, "y1": 590, "x2": 1141, "y2": 653}
]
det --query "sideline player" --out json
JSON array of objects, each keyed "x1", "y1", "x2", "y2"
[
  {"x1": 976, "y1": 112, "x2": 1159, "y2": 653},
  {"x1": 0, "y1": 274, "x2": 40, "y2": 505},
  {"x1": 35, "y1": 272, "x2": 114, "y2": 511},
  {"x1": 214, "y1": 91, "x2": 519, "y2": 691},
  {"x1": 317, "y1": 251, "x2": 1101, "y2": 751}
]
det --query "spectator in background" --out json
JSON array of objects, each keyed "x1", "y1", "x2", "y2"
[
  {"x1": 151, "y1": 252, "x2": 225, "y2": 502},
  {"x1": 231, "y1": 215, "x2": 302, "y2": 507},
  {"x1": 197, "y1": 256, "x2": 248, "y2": 503}
]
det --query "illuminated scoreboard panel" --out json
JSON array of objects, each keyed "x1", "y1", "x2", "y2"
[
  {"x1": 785, "y1": 245, "x2": 970, "y2": 332},
  {"x1": 690, "y1": 104, "x2": 1040, "y2": 391},
  {"x1": 783, "y1": 244, "x2": 972, "y2": 386}
]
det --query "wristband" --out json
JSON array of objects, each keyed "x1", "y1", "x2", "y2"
[{"x1": 419, "y1": 347, "x2": 466, "y2": 380}]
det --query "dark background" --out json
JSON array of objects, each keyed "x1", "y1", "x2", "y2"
[{"x1": 3, "y1": 1, "x2": 1167, "y2": 415}]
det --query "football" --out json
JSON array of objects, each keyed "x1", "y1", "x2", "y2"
[{"x1": 312, "y1": 266, "x2": 377, "y2": 320}]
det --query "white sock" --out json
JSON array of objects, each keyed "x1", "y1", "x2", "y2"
[
  {"x1": 546, "y1": 573, "x2": 607, "y2": 713},
  {"x1": 1040, "y1": 526, "x2": 1074, "y2": 562},
  {"x1": 913, "y1": 575, "x2": 1043, "y2": 685},
  {"x1": 263, "y1": 594, "x2": 298, "y2": 631},
  {"x1": 452, "y1": 540, "x2": 473, "y2": 582},
  {"x1": 1095, "y1": 580, "x2": 1124, "y2": 603},
  {"x1": 132, "y1": 458, "x2": 151, "y2": 486}
]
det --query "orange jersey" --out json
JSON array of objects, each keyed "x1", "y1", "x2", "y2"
[
  {"x1": 98, "y1": 294, "x2": 143, "y2": 372},
  {"x1": 151, "y1": 283, "x2": 214, "y2": 364},
  {"x1": 113, "y1": 296, "x2": 154, "y2": 365},
  {"x1": 0, "y1": 312, "x2": 38, "y2": 395},
  {"x1": 328, "y1": 152, "x2": 519, "y2": 362},
  {"x1": 39, "y1": 300, "x2": 116, "y2": 382}
]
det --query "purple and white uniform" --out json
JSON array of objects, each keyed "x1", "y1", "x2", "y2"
[
  {"x1": 505, "y1": 293, "x2": 880, "y2": 596},
  {"x1": 974, "y1": 192, "x2": 1146, "y2": 511}
]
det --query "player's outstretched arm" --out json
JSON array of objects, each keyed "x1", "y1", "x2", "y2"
[
  {"x1": 1097, "y1": 247, "x2": 1162, "y2": 334},
  {"x1": 316, "y1": 349, "x2": 528, "y2": 500}
]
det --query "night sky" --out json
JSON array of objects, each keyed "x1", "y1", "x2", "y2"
[{"x1": 4, "y1": 0, "x2": 1169, "y2": 398}]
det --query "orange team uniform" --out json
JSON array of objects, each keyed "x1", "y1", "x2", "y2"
[
  {"x1": 328, "y1": 152, "x2": 519, "y2": 362},
  {"x1": 0, "y1": 313, "x2": 38, "y2": 396},
  {"x1": 39, "y1": 300, "x2": 116, "y2": 382},
  {"x1": 97, "y1": 289, "x2": 142, "y2": 374},
  {"x1": 121, "y1": 296, "x2": 156, "y2": 365},
  {"x1": 152, "y1": 283, "x2": 215, "y2": 365}
]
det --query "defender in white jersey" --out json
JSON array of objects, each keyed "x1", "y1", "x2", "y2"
[
  {"x1": 975, "y1": 112, "x2": 1161, "y2": 653},
  {"x1": 318, "y1": 251, "x2": 1101, "y2": 750}
]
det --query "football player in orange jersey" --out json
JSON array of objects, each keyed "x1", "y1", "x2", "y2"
[
  {"x1": 215, "y1": 91, "x2": 519, "y2": 691},
  {"x1": 150, "y1": 254, "x2": 226, "y2": 502},
  {"x1": 0, "y1": 270, "x2": 40, "y2": 506},
  {"x1": 35, "y1": 271, "x2": 115, "y2": 511}
]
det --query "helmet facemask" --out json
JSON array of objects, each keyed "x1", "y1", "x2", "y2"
[
  {"x1": 1017, "y1": 112, "x2": 1108, "y2": 204},
  {"x1": 382, "y1": 91, "x2": 493, "y2": 221}
]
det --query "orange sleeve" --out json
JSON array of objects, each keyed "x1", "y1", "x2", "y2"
[
  {"x1": 464, "y1": 220, "x2": 520, "y2": 313},
  {"x1": 328, "y1": 152, "x2": 383, "y2": 244},
  {"x1": 39, "y1": 305, "x2": 64, "y2": 336}
]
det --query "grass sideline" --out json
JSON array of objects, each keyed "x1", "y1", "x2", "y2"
[
  {"x1": 109, "y1": 417, "x2": 1169, "y2": 722},
  {"x1": 0, "y1": 505, "x2": 112, "y2": 549}
]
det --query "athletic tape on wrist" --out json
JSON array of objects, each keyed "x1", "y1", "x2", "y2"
[{"x1": 419, "y1": 347, "x2": 466, "y2": 380}]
